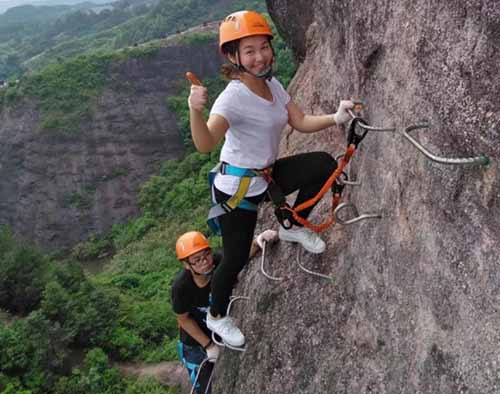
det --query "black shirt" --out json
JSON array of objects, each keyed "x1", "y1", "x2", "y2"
[{"x1": 171, "y1": 251, "x2": 221, "y2": 346}]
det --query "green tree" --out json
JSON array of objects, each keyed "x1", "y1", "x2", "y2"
[
  {"x1": 53, "y1": 348, "x2": 125, "y2": 394},
  {"x1": 0, "y1": 311, "x2": 70, "y2": 394},
  {"x1": 41, "y1": 263, "x2": 120, "y2": 347},
  {"x1": 0, "y1": 226, "x2": 53, "y2": 314}
]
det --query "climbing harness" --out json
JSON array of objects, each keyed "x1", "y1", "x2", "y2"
[
  {"x1": 189, "y1": 356, "x2": 216, "y2": 394},
  {"x1": 212, "y1": 295, "x2": 249, "y2": 352},
  {"x1": 178, "y1": 342, "x2": 200, "y2": 384},
  {"x1": 256, "y1": 110, "x2": 381, "y2": 238},
  {"x1": 207, "y1": 161, "x2": 299, "y2": 235},
  {"x1": 206, "y1": 162, "x2": 260, "y2": 235},
  {"x1": 280, "y1": 117, "x2": 368, "y2": 232}
]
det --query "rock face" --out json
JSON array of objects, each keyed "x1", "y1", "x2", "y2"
[
  {"x1": 0, "y1": 32, "x2": 221, "y2": 251},
  {"x1": 213, "y1": 1, "x2": 500, "y2": 393}
]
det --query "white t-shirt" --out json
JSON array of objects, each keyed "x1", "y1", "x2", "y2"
[{"x1": 210, "y1": 77, "x2": 291, "y2": 196}]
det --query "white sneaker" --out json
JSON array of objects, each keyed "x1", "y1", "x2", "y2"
[
  {"x1": 206, "y1": 313, "x2": 245, "y2": 347},
  {"x1": 278, "y1": 226, "x2": 326, "y2": 254}
]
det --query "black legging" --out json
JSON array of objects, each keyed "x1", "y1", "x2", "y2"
[{"x1": 210, "y1": 151, "x2": 337, "y2": 317}]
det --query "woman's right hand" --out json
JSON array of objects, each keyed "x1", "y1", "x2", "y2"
[
  {"x1": 256, "y1": 229, "x2": 279, "y2": 249},
  {"x1": 188, "y1": 85, "x2": 208, "y2": 112}
]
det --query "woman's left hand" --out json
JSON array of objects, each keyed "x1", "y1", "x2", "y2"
[{"x1": 333, "y1": 100, "x2": 355, "y2": 125}]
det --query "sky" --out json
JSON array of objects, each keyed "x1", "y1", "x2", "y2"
[
  {"x1": 0, "y1": 0, "x2": 30, "y2": 14},
  {"x1": 0, "y1": 0, "x2": 113, "y2": 13}
]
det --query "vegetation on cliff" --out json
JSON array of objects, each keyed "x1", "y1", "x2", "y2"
[
  {"x1": 0, "y1": 10, "x2": 296, "y2": 394},
  {"x1": 0, "y1": 42, "x2": 166, "y2": 133}
]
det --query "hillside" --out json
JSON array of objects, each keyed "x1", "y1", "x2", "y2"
[{"x1": 0, "y1": 28, "x2": 222, "y2": 251}]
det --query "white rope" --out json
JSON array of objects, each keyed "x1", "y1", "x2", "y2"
[{"x1": 260, "y1": 241, "x2": 283, "y2": 281}]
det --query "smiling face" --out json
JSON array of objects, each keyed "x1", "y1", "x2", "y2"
[
  {"x1": 184, "y1": 248, "x2": 214, "y2": 276},
  {"x1": 230, "y1": 35, "x2": 273, "y2": 78}
]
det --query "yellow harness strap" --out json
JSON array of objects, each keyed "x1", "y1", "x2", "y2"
[{"x1": 225, "y1": 176, "x2": 251, "y2": 210}]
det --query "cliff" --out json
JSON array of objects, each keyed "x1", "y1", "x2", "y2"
[
  {"x1": 0, "y1": 26, "x2": 222, "y2": 251},
  {"x1": 213, "y1": 1, "x2": 500, "y2": 393}
]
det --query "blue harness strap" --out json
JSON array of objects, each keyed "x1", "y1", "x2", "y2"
[
  {"x1": 219, "y1": 162, "x2": 257, "y2": 177},
  {"x1": 177, "y1": 341, "x2": 201, "y2": 386},
  {"x1": 207, "y1": 162, "x2": 260, "y2": 235}
]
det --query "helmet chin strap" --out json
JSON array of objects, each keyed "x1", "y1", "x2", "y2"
[
  {"x1": 191, "y1": 267, "x2": 214, "y2": 277},
  {"x1": 233, "y1": 49, "x2": 274, "y2": 81},
  {"x1": 253, "y1": 65, "x2": 274, "y2": 80}
]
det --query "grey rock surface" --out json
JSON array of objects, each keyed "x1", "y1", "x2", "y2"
[
  {"x1": 0, "y1": 37, "x2": 222, "y2": 251},
  {"x1": 213, "y1": 1, "x2": 499, "y2": 393}
]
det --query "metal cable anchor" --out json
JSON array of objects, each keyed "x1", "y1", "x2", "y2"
[
  {"x1": 401, "y1": 123, "x2": 490, "y2": 166},
  {"x1": 334, "y1": 202, "x2": 382, "y2": 225},
  {"x1": 296, "y1": 247, "x2": 333, "y2": 281},
  {"x1": 212, "y1": 296, "x2": 249, "y2": 352},
  {"x1": 333, "y1": 166, "x2": 362, "y2": 186},
  {"x1": 337, "y1": 177, "x2": 362, "y2": 186},
  {"x1": 348, "y1": 110, "x2": 490, "y2": 166},
  {"x1": 260, "y1": 238, "x2": 335, "y2": 281}
]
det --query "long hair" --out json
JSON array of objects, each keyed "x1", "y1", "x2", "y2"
[{"x1": 220, "y1": 40, "x2": 241, "y2": 80}]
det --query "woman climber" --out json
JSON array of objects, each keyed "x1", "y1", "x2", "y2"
[{"x1": 187, "y1": 10, "x2": 354, "y2": 347}]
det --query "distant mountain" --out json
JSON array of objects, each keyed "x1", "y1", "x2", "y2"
[
  {"x1": 0, "y1": 0, "x2": 114, "y2": 14},
  {"x1": 0, "y1": 4, "x2": 71, "y2": 22},
  {"x1": 0, "y1": 0, "x2": 265, "y2": 80},
  {"x1": 0, "y1": 0, "x2": 160, "y2": 79}
]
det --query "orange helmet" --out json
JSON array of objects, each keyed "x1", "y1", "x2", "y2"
[
  {"x1": 219, "y1": 10, "x2": 273, "y2": 49},
  {"x1": 176, "y1": 231, "x2": 210, "y2": 260}
]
